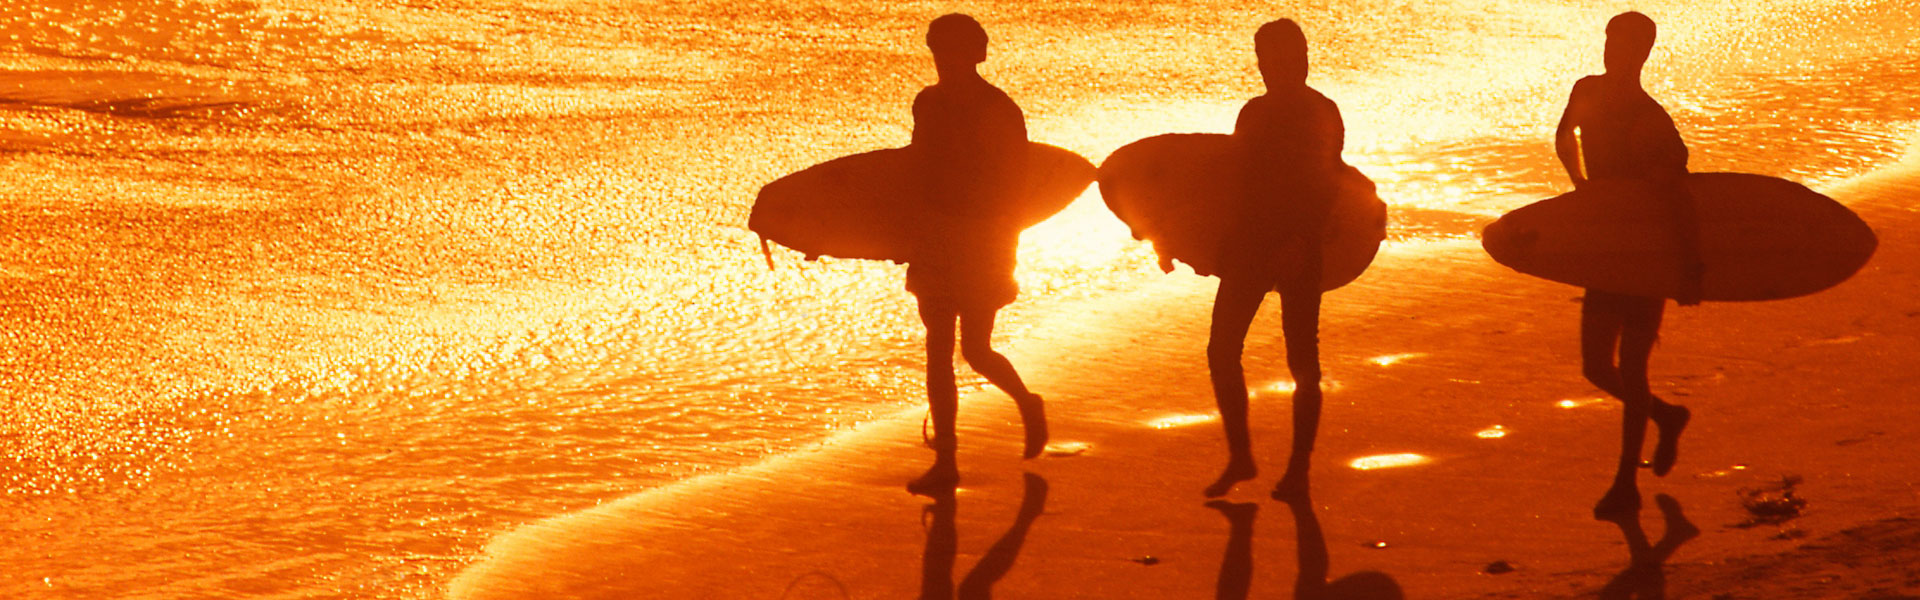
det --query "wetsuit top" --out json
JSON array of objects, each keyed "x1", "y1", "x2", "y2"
[
  {"x1": 905, "y1": 78, "x2": 1028, "y2": 307},
  {"x1": 1564, "y1": 74, "x2": 1688, "y2": 179}
]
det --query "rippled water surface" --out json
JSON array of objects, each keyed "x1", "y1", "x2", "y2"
[{"x1": 3, "y1": 0, "x2": 1916, "y2": 597}]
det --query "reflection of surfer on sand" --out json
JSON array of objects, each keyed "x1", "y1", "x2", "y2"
[
  {"x1": 1554, "y1": 11, "x2": 1698, "y2": 519},
  {"x1": 1204, "y1": 492, "x2": 1405, "y2": 600},
  {"x1": 904, "y1": 14, "x2": 1047, "y2": 496},
  {"x1": 1205, "y1": 18, "x2": 1344, "y2": 500}
]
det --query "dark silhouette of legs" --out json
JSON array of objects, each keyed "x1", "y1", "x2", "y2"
[
  {"x1": 911, "y1": 301, "x2": 1047, "y2": 495},
  {"x1": 1206, "y1": 277, "x2": 1325, "y2": 499},
  {"x1": 1617, "y1": 303, "x2": 1690, "y2": 478},
  {"x1": 1206, "y1": 277, "x2": 1266, "y2": 497},
  {"x1": 1206, "y1": 500, "x2": 1257, "y2": 600},
  {"x1": 1272, "y1": 287, "x2": 1323, "y2": 501},
  {"x1": 1583, "y1": 291, "x2": 1687, "y2": 518},
  {"x1": 912, "y1": 301, "x2": 962, "y2": 496},
  {"x1": 959, "y1": 307, "x2": 1047, "y2": 459}
]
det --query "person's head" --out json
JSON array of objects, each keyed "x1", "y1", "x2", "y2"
[
  {"x1": 1255, "y1": 19, "x2": 1309, "y2": 88},
  {"x1": 1604, "y1": 11, "x2": 1657, "y2": 75},
  {"x1": 927, "y1": 13, "x2": 988, "y2": 69}
]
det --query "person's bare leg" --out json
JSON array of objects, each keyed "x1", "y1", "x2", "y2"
[
  {"x1": 1584, "y1": 291, "x2": 1642, "y2": 518},
  {"x1": 1206, "y1": 277, "x2": 1265, "y2": 497},
  {"x1": 959, "y1": 307, "x2": 1046, "y2": 458},
  {"x1": 1617, "y1": 299, "x2": 1689, "y2": 477},
  {"x1": 1581, "y1": 290, "x2": 1629, "y2": 399},
  {"x1": 1271, "y1": 288, "x2": 1322, "y2": 501},
  {"x1": 910, "y1": 300, "x2": 961, "y2": 496}
]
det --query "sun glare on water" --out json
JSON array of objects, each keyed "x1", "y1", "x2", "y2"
[{"x1": 1017, "y1": 188, "x2": 1137, "y2": 271}]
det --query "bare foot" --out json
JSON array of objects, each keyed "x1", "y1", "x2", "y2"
[
  {"x1": 1204, "y1": 457, "x2": 1257, "y2": 498},
  {"x1": 1593, "y1": 485, "x2": 1642, "y2": 521},
  {"x1": 908, "y1": 463, "x2": 959, "y2": 497},
  {"x1": 1650, "y1": 404, "x2": 1690, "y2": 477},
  {"x1": 1015, "y1": 393, "x2": 1048, "y2": 459},
  {"x1": 1269, "y1": 468, "x2": 1309, "y2": 502}
]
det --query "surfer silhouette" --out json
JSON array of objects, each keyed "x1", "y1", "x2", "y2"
[
  {"x1": 1555, "y1": 11, "x2": 1700, "y2": 519},
  {"x1": 903, "y1": 14, "x2": 1047, "y2": 496},
  {"x1": 1204, "y1": 18, "x2": 1345, "y2": 500}
]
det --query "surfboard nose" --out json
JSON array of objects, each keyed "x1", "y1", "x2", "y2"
[{"x1": 1481, "y1": 218, "x2": 1539, "y2": 263}]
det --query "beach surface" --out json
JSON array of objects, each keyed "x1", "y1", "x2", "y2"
[{"x1": 449, "y1": 153, "x2": 1920, "y2": 598}]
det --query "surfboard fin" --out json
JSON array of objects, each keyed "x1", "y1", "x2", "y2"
[{"x1": 759, "y1": 236, "x2": 775, "y2": 271}]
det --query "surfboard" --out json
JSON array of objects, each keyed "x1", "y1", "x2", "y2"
[
  {"x1": 1097, "y1": 133, "x2": 1388, "y2": 291},
  {"x1": 750, "y1": 143, "x2": 1096, "y2": 264},
  {"x1": 1481, "y1": 173, "x2": 1877, "y2": 301}
]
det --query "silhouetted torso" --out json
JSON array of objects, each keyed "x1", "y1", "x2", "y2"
[
  {"x1": 1224, "y1": 86, "x2": 1344, "y2": 281},
  {"x1": 906, "y1": 78, "x2": 1028, "y2": 308},
  {"x1": 1234, "y1": 89, "x2": 1343, "y2": 172},
  {"x1": 1565, "y1": 74, "x2": 1687, "y2": 180}
]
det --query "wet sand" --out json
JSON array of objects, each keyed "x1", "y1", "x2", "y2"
[{"x1": 451, "y1": 151, "x2": 1920, "y2": 598}]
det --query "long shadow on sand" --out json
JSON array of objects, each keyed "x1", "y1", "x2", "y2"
[
  {"x1": 1596, "y1": 494, "x2": 1699, "y2": 599},
  {"x1": 1208, "y1": 493, "x2": 1404, "y2": 600},
  {"x1": 917, "y1": 473, "x2": 1047, "y2": 600}
]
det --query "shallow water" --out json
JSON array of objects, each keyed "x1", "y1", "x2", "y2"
[{"x1": 2, "y1": 0, "x2": 1916, "y2": 597}]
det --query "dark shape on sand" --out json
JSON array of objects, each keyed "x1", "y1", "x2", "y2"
[
  {"x1": 1596, "y1": 494, "x2": 1699, "y2": 599},
  {"x1": 917, "y1": 473, "x2": 1048, "y2": 600},
  {"x1": 1207, "y1": 489, "x2": 1405, "y2": 599},
  {"x1": 1285, "y1": 494, "x2": 1405, "y2": 600},
  {"x1": 1735, "y1": 475, "x2": 1808, "y2": 528}
]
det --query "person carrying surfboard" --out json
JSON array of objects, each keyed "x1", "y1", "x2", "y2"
[
  {"x1": 902, "y1": 13, "x2": 1047, "y2": 496},
  {"x1": 1203, "y1": 18, "x2": 1345, "y2": 501},
  {"x1": 1554, "y1": 11, "x2": 1700, "y2": 519}
]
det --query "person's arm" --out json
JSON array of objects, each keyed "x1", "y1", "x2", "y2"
[
  {"x1": 1555, "y1": 81, "x2": 1590, "y2": 189},
  {"x1": 1316, "y1": 96, "x2": 1344, "y2": 172},
  {"x1": 910, "y1": 90, "x2": 931, "y2": 147},
  {"x1": 1002, "y1": 95, "x2": 1027, "y2": 143},
  {"x1": 1289, "y1": 97, "x2": 1343, "y2": 290},
  {"x1": 1669, "y1": 177, "x2": 1704, "y2": 306},
  {"x1": 1658, "y1": 118, "x2": 1703, "y2": 306},
  {"x1": 1630, "y1": 102, "x2": 1702, "y2": 305}
]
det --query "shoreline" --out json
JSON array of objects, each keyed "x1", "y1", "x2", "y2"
[{"x1": 450, "y1": 152, "x2": 1920, "y2": 598}]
